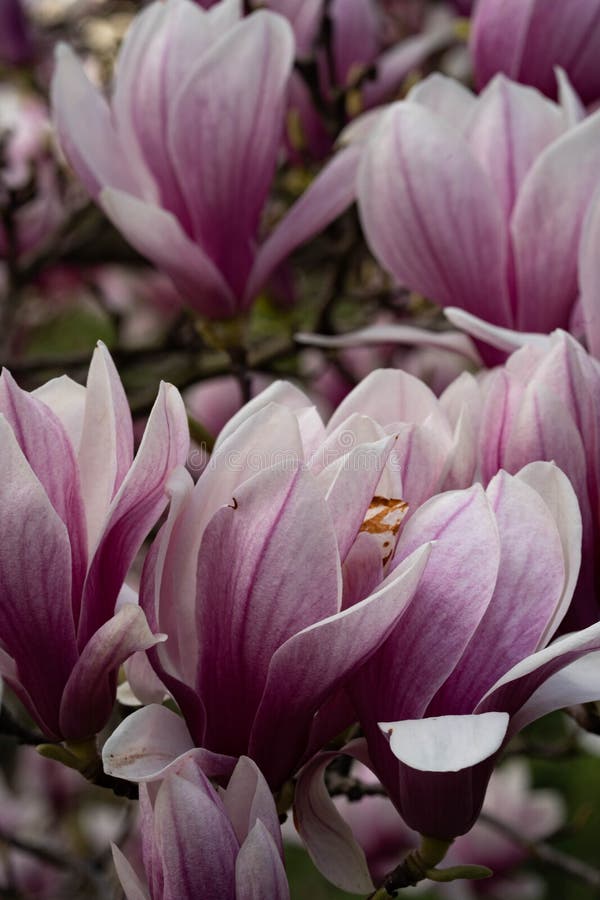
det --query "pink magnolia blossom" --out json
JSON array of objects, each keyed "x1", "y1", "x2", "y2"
[
  {"x1": 112, "y1": 754, "x2": 289, "y2": 900},
  {"x1": 102, "y1": 369, "x2": 481, "y2": 789},
  {"x1": 471, "y1": 0, "x2": 600, "y2": 105},
  {"x1": 51, "y1": 0, "x2": 359, "y2": 319},
  {"x1": 0, "y1": 344, "x2": 189, "y2": 741},
  {"x1": 474, "y1": 330, "x2": 600, "y2": 630},
  {"x1": 355, "y1": 72, "x2": 600, "y2": 361},
  {"x1": 295, "y1": 463, "x2": 600, "y2": 891}
]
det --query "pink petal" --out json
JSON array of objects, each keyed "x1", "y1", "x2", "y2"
[
  {"x1": 407, "y1": 73, "x2": 477, "y2": 133},
  {"x1": 195, "y1": 463, "x2": 342, "y2": 759},
  {"x1": 33, "y1": 375, "x2": 86, "y2": 450},
  {"x1": 60, "y1": 604, "x2": 164, "y2": 740},
  {"x1": 327, "y1": 368, "x2": 441, "y2": 433},
  {"x1": 0, "y1": 369, "x2": 87, "y2": 606},
  {"x1": 223, "y1": 757, "x2": 282, "y2": 851},
  {"x1": 511, "y1": 108, "x2": 600, "y2": 331},
  {"x1": 510, "y1": 651, "x2": 600, "y2": 734},
  {"x1": 351, "y1": 486, "x2": 500, "y2": 787},
  {"x1": 153, "y1": 762, "x2": 239, "y2": 899},
  {"x1": 78, "y1": 343, "x2": 134, "y2": 555},
  {"x1": 51, "y1": 45, "x2": 143, "y2": 199},
  {"x1": 329, "y1": 0, "x2": 379, "y2": 86},
  {"x1": 235, "y1": 821, "x2": 290, "y2": 900},
  {"x1": 465, "y1": 75, "x2": 564, "y2": 219},
  {"x1": 79, "y1": 382, "x2": 189, "y2": 646},
  {"x1": 377, "y1": 713, "x2": 509, "y2": 838},
  {"x1": 249, "y1": 543, "x2": 431, "y2": 788},
  {"x1": 246, "y1": 144, "x2": 361, "y2": 304},
  {"x1": 381, "y1": 712, "x2": 509, "y2": 773},
  {"x1": 357, "y1": 102, "x2": 511, "y2": 324},
  {"x1": 0, "y1": 417, "x2": 77, "y2": 738},
  {"x1": 363, "y1": 22, "x2": 455, "y2": 110},
  {"x1": 444, "y1": 306, "x2": 552, "y2": 355},
  {"x1": 151, "y1": 403, "x2": 307, "y2": 688},
  {"x1": 296, "y1": 323, "x2": 482, "y2": 364},
  {"x1": 293, "y1": 740, "x2": 375, "y2": 894},
  {"x1": 318, "y1": 435, "x2": 396, "y2": 560},
  {"x1": 212, "y1": 380, "x2": 315, "y2": 452},
  {"x1": 102, "y1": 704, "x2": 193, "y2": 782},
  {"x1": 100, "y1": 188, "x2": 236, "y2": 317},
  {"x1": 112, "y1": 845, "x2": 150, "y2": 900},
  {"x1": 431, "y1": 471, "x2": 567, "y2": 714},
  {"x1": 168, "y1": 11, "x2": 294, "y2": 297},
  {"x1": 260, "y1": 0, "x2": 323, "y2": 58},
  {"x1": 515, "y1": 461, "x2": 583, "y2": 644},
  {"x1": 113, "y1": 0, "x2": 241, "y2": 225},
  {"x1": 579, "y1": 187, "x2": 600, "y2": 358},
  {"x1": 478, "y1": 621, "x2": 600, "y2": 731}
]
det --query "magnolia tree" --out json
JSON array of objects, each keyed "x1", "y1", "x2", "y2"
[{"x1": 1, "y1": 1, "x2": 600, "y2": 898}]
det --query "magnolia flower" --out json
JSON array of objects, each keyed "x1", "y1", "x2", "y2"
[
  {"x1": 0, "y1": 344, "x2": 189, "y2": 741},
  {"x1": 112, "y1": 755, "x2": 290, "y2": 900},
  {"x1": 474, "y1": 330, "x2": 600, "y2": 630},
  {"x1": 102, "y1": 369, "x2": 481, "y2": 789},
  {"x1": 355, "y1": 72, "x2": 600, "y2": 360},
  {"x1": 471, "y1": 0, "x2": 600, "y2": 105},
  {"x1": 51, "y1": 0, "x2": 359, "y2": 318},
  {"x1": 295, "y1": 463, "x2": 600, "y2": 892}
]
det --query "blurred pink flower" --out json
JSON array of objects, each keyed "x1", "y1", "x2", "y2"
[
  {"x1": 471, "y1": 0, "x2": 600, "y2": 105},
  {"x1": 52, "y1": 0, "x2": 359, "y2": 318},
  {"x1": 355, "y1": 72, "x2": 600, "y2": 361}
]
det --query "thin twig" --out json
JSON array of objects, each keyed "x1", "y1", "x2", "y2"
[
  {"x1": 480, "y1": 812, "x2": 600, "y2": 889},
  {"x1": 0, "y1": 826, "x2": 104, "y2": 894}
]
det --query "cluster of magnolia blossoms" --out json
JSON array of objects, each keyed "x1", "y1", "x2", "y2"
[
  {"x1": 4, "y1": 0, "x2": 600, "y2": 895},
  {"x1": 2, "y1": 345, "x2": 600, "y2": 897}
]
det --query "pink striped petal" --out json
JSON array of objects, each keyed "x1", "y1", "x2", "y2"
[
  {"x1": 51, "y1": 45, "x2": 143, "y2": 199},
  {"x1": 579, "y1": 187, "x2": 600, "y2": 358},
  {"x1": 246, "y1": 144, "x2": 361, "y2": 304},
  {"x1": 235, "y1": 821, "x2": 290, "y2": 900},
  {"x1": 195, "y1": 463, "x2": 342, "y2": 760},
  {"x1": 100, "y1": 189, "x2": 236, "y2": 317},
  {"x1": 357, "y1": 102, "x2": 511, "y2": 325},
  {"x1": 79, "y1": 382, "x2": 189, "y2": 646},
  {"x1": 59, "y1": 604, "x2": 164, "y2": 740},
  {"x1": 112, "y1": 845, "x2": 150, "y2": 900},
  {"x1": 249, "y1": 543, "x2": 431, "y2": 788},
  {"x1": 0, "y1": 416, "x2": 77, "y2": 738},
  {"x1": 168, "y1": 12, "x2": 294, "y2": 297},
  {"x1": 465, "y1": 75, "x2": 564, "y2": 218},
  {"x1": 78, "y1": 344, "x2": 133, "y2": 554},
  {"x1": 294, "y1": 740, "x2": 375, "y2": 894},
  {"x1": 511, "y1": 108, "x2": 600, "y2": 331}
]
